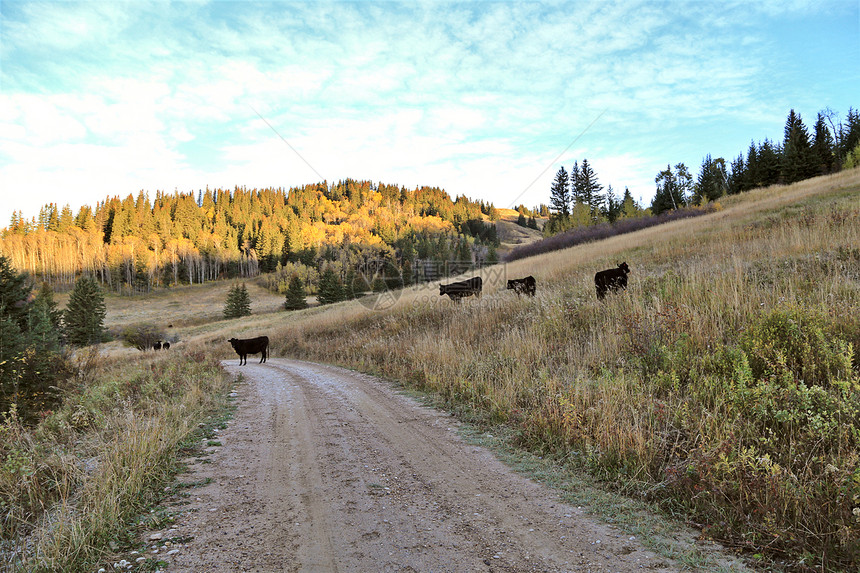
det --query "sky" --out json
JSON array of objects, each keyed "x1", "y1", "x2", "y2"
[{"x1": 1, "y1": 0, "x2": 858, "y2": 227}]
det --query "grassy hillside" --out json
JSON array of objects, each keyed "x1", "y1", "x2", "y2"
[
  {"x1": 494, "y1": 208, "x2": 545, "y2": 257},
  {"x1": 3, "y1": 170, "x2": 857, "y2": 571},
  {"x1": 259, "y1": 169, "x2": 860, "y2": 571}
]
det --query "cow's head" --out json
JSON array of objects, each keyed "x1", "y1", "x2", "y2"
[
  {"x1": 228, "y1": 338, "x2": 238, "y2": 349},
  {"x1": 618, "y1": 262, "x2": 630, "y2": 274}
]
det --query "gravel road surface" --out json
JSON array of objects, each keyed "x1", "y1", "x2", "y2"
[{"x1": 152, "y1": 358, "x2": 690, "y2": 572}]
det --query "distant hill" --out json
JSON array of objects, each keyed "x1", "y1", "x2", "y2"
[
  {"x1": 0, "y1": 180, "x2": 503, "y2": 295},
  {"x1": 493, "y1": 208, "x2": 545, "y2": 257}
]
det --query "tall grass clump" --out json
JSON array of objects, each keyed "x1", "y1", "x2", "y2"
[
  {"x1": 274, "y1": 171, "x2": 860, "y2": 571},
  {"x1": 0, "y1": 342, "x2": 231, "y2": 572}
]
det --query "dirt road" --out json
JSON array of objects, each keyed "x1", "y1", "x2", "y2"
[{"x1": 153, "y1": 359, "x2": 689, "y2": 572}]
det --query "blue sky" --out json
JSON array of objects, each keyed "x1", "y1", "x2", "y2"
[{"x1": 1, "y1": 0, "x2": 857, "y2": 226}]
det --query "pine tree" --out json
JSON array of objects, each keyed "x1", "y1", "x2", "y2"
[
  {"x1": 839, "y1": 107, "x2": 860, "y2": 162},
  {"x1": 63, "y1": 275, "x2": 107, "y2": 346},
  {"x1": 811, "y1": 113, "x2": 835, "y2": 175},
  {"x1": 758, "y1": 139, "x2": 782, "y2": 187},
  {"x1": 0, "y1": 255, "x2": 31, "y2": 331},
  {"x1": 727, "y1": 153, "x2": 746, "y2": 195},
  {"x1": 652, "y1": 164, "x2": 690, "y2": 214},
  {"x1": 781, "y1": 109, "x2": 814, "y2": 184},
  {"x1": 0, "y1": 316, "x2": 26, "y2": 413},
  {"x1": 570, "y1": 161, "x2": 582, "y2": 203},
  {"x1": 284, "y1": 275, "x2": 308, "y2": 310},
  {"x1": 694, "y1": 155, "x2": 728, "y2": 204},
  {"x1": 549, "y1": 166, "x2": 570, "y2": 218},
  {"x1": 619, "y1": 187, "x2": 641, "y2": 219},
  {"x1": 579, "y1": 159, "x2": 603, "y2": 217},
  {"x1": 603, "y1": 184, "x2": 621, "y2": 222},
  {"x1": 33, "y1": 282, "x2": 62, "y2": 332},
  {"x1": 224, "y1": 283, "x2": 252, "y2": 318},
  {"x1": 317, "y1": 267, "x2": 344, "y2": 305}
]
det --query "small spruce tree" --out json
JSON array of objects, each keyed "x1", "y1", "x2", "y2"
[
  {"x1": 316, "y1": 268, "x2": 344, "y2": 305},
  {"x1": 284, "y1": 276, "x2": 308, "y2": 310},
  {"x1": 224, "y1": 283, "x2": 252, "y2": 318},
  {"x1": 64, "y1": 275, "x2": 107, "y2": 346}
]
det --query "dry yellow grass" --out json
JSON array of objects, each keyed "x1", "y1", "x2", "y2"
[
  {"x1": 30, "y1": 169, "x2": 854, "y2": 570},
  {"x1": 228, "y1": 168, "x2": 860, "y2": 570}
]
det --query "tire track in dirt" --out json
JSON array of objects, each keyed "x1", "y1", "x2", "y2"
[{"x1": 152, "y1": 359, "x2": 706, "y2": 572}]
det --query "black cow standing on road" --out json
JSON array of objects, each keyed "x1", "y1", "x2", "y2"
[
  {"x1": 439, "y1": 276, "x2": 483, "y2": 301},
  {"x1": 506, "y1": 275, "x2": 536, "y2": 297},
  {"x1": 595, "y1": 262, "x2": 630, "y2": 300},
  {"x1": 228, "y1": 336, "x2": 269, "y2": 365}
]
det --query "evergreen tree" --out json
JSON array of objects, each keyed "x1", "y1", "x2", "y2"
[
  {"x1": 0, "y1": 255, "x2": 31, "y2": 331},
  {"x1": 758, "y1": 139, "x2": 782, "y2": 187},
  {"x1": 781, "y1": 109, "x2": 814, "y2": 183},
  {"x1": 549, "y1": 166, "x2": 570, "y2": 218},
  {"x1": 603, "y1": 184, "x2": 621, "y2": 222},
  {"x1": 839, "y1": 107, "x2": 860, "y2": 162},
  {"x1": 727, "y1": 153, "x2": 746, "y2": 195},
  {"x1": 0, "y1": 316, "x2": 26, "y2": 413},
  {"x1": 619, "y1": 187, "x2": 642, "y2": 219},
  {"x1": 652, "y1": 165, "x2": 679, "y2": 215},
  {"x1": 652, "y1": 163, "x2": 691, "y2": 214},
  {"x1": 517, "y1": 211, "x2": 527, "y2": 227},
  {"x1": 223, "y1": 283, "x2": 252, "y2": 318},
  {"x1": 343, "y1": 269, "x2": 358, "y2": 300},
  {"x1": 579, "y1": 159, "x2": 603, "y2": 217},
  {"x1": 570, "y1": 161, "x2": 582, "y2": 203},
  {"x1": 401, "y1": 259, "x2": 414, "y2": 287},
  {"x1": 693, "y1": 155, "x2": 728, "y2": 204},
  {"x1": 811, "y1": 112, "x2": 835, "y2": 175},
  {"x1": 63, "y1": 275, "x2": 107, "y2": 346},
  {"x1": 284, "y1": 275, "x2": 308, "y2": 310},
  {"x1": 371, "y1": 275, "x2": 387, "y2": 293},
  {"x1": 527, "y1": 216, "x2": 538, "y2": 230},
  {"x1": 316, "y1": 267, "x2": 344, "y2": 305},
  {"x1": 485, "y1": 244, "x2": 499, "y2": 265},
  {"x1": 33, "y1": 282, "x2": 63, "y2": 332}
]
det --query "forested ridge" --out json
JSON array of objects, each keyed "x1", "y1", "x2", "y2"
[{"x1": 0, "y1": 180, "x2": 502, "y2": 295}]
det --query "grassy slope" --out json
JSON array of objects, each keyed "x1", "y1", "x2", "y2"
[
  {"x1": 494, "y1": 208, "x2": 545, "y2": 257},
  {"x1": 4, "y1": 170, "x2": 857, "y2": 571},
  {"x1": 257, "y1": 169, "x2": 860, "y2": 571}
]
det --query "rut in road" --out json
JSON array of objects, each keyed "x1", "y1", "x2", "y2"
[{"x1": 155, "y1": 359, "x2": 701, "y2": 572}]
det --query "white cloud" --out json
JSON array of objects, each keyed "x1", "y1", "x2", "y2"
[{"x1": 0, "y1": 0, "x2": 856, "y2": 226}]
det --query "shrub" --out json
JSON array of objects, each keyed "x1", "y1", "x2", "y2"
[
  {"x1": 741, "y1": 305, "x2": 855, "y2": 389},
  {"x1": 119, "y1": 323, "x2": 167, "y2": 351}
]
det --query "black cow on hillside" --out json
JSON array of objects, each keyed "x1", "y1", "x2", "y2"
[
  {"x1": 439, "y1": 276, "x2": 482, "y2": 301},
  {"x1": 595, "y1": 262, "x2": 630, "y2": 300},
  {"x1": 153, "y1": 341, "x2": 161, "y2": 351},
  {"x1": 162, "y1": 341, "x2": 170, "y2": 350},
  {"x1": 228, "y1": 336, "x2": 269, "y2": 365},
  {"x1": 506, "y1": 275, "x2": 536, "y2": 297}
]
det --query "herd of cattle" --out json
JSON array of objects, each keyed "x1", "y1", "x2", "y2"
[
  {"x1": 227, "y1": 263, "x2": 631, "y2": 365},
  {"x1": 438, "y1": 261, "x2": 630, "y2": 301}
]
